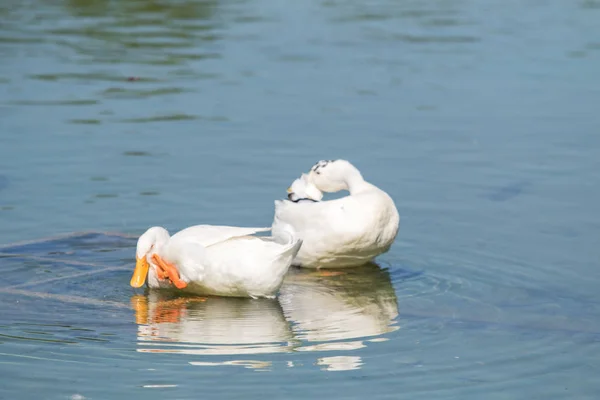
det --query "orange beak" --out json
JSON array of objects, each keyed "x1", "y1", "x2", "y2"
[{"x1": 130, "y1": 257, "x2": 149, "y2": 288}]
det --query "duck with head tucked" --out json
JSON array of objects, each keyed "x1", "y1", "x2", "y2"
[{"x1": 272, "y1": 160, "x2": 400, "y2": 269}]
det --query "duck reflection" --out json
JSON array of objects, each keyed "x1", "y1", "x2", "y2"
[
  {"x1": 317, "y1": 356, "x2": 363, "y2": 372},
  {"x1": 131, "y1": 291, "x2": 294, "y2": 356},
  {"x1": 279, "y1": 263, "x2": 399, "y2": 347},
  {"x1": 130, "y1": 263, "x2": 399, "y2": 371}
]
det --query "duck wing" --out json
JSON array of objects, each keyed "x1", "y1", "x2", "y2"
[{"x1": 171, "y1": 225, "x2": 271, "y2": 248}]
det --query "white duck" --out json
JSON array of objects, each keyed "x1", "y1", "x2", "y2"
[
  {"x1": 130, "y1": 225, "x2": 302, "y2": 298},
  {"x1": 272, "y1": 160, "x2": 399, "y2": 268}
]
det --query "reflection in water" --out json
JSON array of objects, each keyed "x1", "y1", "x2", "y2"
[
  {"x1": 1, "y1": 0, "x2": 225, "y2": 115},
  {"x1": 64, "y1": 0, "x2": 217, "y2": 19},
  {"x1": 131, "y1": 263, "x2": 399, "y2": 371},
  {"x1": 280, "y1": 264, "x2": 400, "y2": 344},
  {"x1": 131, "y1": 291, "x2": 294, "y2": 356},
  {"x1": 189, "y1": 360, "x2": 273, "y2": 370},
  {"x1": 57, "y1": 0, "x2": 221, "y2": 66},
  {"x1": 317, "y1": 356, "x2": 363, "y2": 372}
]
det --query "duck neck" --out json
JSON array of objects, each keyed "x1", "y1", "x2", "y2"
[{"x1": 344, "y1": 167, "x2": 373, "y2": 195}]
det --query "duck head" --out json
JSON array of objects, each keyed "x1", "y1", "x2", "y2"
[
  {"x1": 130, "y1": 226, "x2": 170, "y2": 288},
  {"x1": 287, "y1": 173, "x2": 323, "y2": 201}
]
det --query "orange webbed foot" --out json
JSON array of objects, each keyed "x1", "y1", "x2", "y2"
[
  {"x1": 151, "y1": 254, "x2": 188, "y2": 289},
  {"x1": 155, "y1": 266, "x2": 168, "y2": 280}
]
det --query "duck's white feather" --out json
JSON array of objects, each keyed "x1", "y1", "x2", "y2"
[
  {"x1": 287, "y1": 173, "x2": 323, "y2": 202},
  {"x1": 142, "y1": 225, "x2": 301, "y2": 298},
  {"x1": 171, "y1": 225, "x2": 271, "y2": 247},
  {"x1": 193, "y1": 234, "x2": 302, "y2": 298},
  {"x1": 272, "y1": 160, "x2": 399, "y2": 268}
]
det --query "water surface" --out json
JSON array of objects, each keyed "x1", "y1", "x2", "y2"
[{"x1": 1, "y1": 0, "x2": 600, "y2": 399}]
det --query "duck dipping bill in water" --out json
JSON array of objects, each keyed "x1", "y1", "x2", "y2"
[
  {"x1": 272, "y1": 159, "x2": 400, "y2": 269},
  {"x1": 130, "y1": 224, "x2": 302, "y2": 299}
]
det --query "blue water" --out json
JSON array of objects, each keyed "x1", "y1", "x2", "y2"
[{"x1": 1, "y1": 0, "x2": 600, "y2": 399}]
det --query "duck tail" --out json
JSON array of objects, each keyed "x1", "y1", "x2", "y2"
[{"x1": 272, "y1": 221, "x2": 302, "y2": 256}]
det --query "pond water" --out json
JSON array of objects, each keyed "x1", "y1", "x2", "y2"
[{"x1": 1, "y1": 0, "x2": 600, "y2": 399}]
